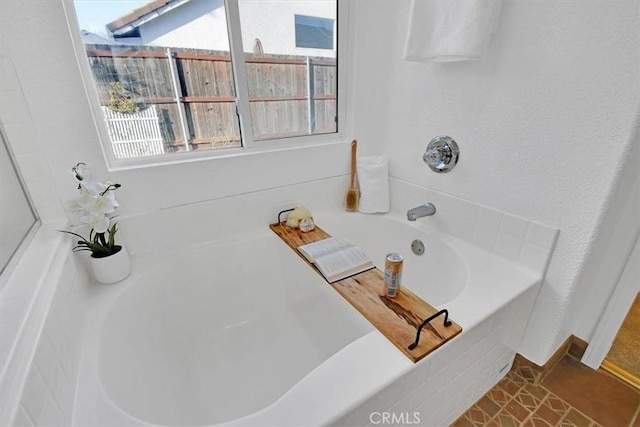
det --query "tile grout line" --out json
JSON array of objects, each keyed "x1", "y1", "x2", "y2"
[
  {"x1": 516, "y1": 367, "x2": 603, "y2": 426},
  {"x1": 485, "y1": 375, "x2": 524, "y2": 425},
  {"x1": 465, "y1": 370, "x2": 603, "y2": 427},
  {"x1": 455, "y1": 365, "x2": 613, "y2": 427},
  {"x1": 509, "y1": 371, "x2": 544, "y2": 425}
]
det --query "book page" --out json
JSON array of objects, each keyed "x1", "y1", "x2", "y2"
[
  {"x1": 297, "y1": 237, "x2": 353, "y2": 262},
  {"x1": 314, "y1": 246, "x2": 374, "y2": 282}
]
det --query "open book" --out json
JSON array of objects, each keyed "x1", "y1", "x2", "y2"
[{"x1": 297, "y1": 237, "x2": 375, "y2": 283}]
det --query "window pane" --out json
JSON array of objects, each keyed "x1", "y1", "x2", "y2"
[
  {"x1": 0, "y1": 130, "x2": 37, "y2": 276},
  {"x1": 238, "y1": 0, "x2": 337, "y2": 141},
  {"x1": 295, "y1": 15, "x2": 334, "y2": 49},
  {"x1": 72, "y1": 0, "x2": 241, "y2": 159}
]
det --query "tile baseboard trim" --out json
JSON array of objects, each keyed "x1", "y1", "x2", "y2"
[{"x1": 513, "y1": 335, "x2": 588, "y2": 385}]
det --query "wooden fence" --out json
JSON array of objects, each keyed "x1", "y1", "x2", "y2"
[{"x1": 85, "y1": 44, "x2": 337, "y2": 156}]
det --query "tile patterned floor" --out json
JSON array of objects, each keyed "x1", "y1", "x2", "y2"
[{"x1": 452, "y1": 369, "x2": 602, "y2": 426}]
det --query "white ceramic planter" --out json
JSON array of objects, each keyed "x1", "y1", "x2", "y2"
[{"x1": 89, "y1": 246, "x2": 131, "y2": 284}]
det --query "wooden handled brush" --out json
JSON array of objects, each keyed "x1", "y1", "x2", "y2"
[{"x1": 344, "y1": 139, "x2": 360, "y2": 211}]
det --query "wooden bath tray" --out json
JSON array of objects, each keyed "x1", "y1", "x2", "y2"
[{"x1": 269, "y1": 222, "x2": 462, "y2": 363}]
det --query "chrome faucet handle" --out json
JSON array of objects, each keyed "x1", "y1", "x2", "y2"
[
  {"x1": 423, "y1": 135, "x2": 459, "y2": 173},
  {"x1": 423, "y1": 146, "x2": 450, "y2": 168}
]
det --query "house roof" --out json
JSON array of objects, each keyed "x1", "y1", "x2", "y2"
[
  {"x1": 81, "y1": 30, "x2": 116, "y2": 45},
  {"x1": 106, "y1": 0, "x2": 191, "y2": 35}
]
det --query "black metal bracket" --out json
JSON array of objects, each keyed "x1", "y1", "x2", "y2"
[
  {"x1": 277, "y1": 208, "x2": 295, "y2": 224},
  {"x1": 407, "y1": 309, "x2": 452, "y2": 350}
]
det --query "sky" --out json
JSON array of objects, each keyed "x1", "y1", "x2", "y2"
[{"x1": 73, "y1": 0, "x2": 149, "y2": 35}]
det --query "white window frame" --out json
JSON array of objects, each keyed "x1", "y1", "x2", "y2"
[{"x1": 62, "y1": 0, "x2": 352, "y2": 171}]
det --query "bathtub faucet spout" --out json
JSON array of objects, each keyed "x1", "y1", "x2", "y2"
[{"x1": 407, "y1": 203, "x2": 436, "y2": 221}]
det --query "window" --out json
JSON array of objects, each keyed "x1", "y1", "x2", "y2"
[
  {"x1": 295, "y1": 15, "x2": 334, "y2": 50},
  {"x1": 69, "y1": 0, "x2": 340, "y2": 166},
  {"x1": 0, "y1": 126, "x2": 38, "y2": 279}
]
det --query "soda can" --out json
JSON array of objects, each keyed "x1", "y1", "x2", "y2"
[{"x1": 384, "y1": 253, "x2": 403, "y2": 297}]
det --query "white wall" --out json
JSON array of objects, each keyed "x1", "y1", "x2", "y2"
[
  {"x1": 351, "y1": 0, "x2": 640, "y2": 364},
  {"x1": 237, "y1": 0, "x2": 336, "y2": 57},
  {"x1": 581, "y1": 234, "x2": 640, "y2": 369},
  {"x1": 0, "y1": 0, "x2": 351, "y2": 226},
  {"x1": 567, "y1": 120, "x2": 640, "y2": 340},
  {"x1": 140, "y1": 0, "x2": 336, "y2": 57},
  {"x1": 140, "y1": 0, "x2": 231, "y2": 50}
]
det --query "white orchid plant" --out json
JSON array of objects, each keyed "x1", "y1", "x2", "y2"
[{"x1": 61, "y1": 163, "x2": 122, "y2": 258}]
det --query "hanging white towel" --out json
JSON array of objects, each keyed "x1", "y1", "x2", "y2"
[
  {"x1": 357, "y1": 155, "x2": 390, "y2": 214},
  {"x1": 404, "y1": 0, "x2": 502, "y2": 62}
]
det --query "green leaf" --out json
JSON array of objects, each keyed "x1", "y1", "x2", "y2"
[
  {"x1": 108, "y1": 224, "x2": 118, "y2": 248},
  {"x1": 58, "y1": 225, "x2": 119, "y2": 257},
  {"x1": 58, "y1": 230, "x2": 89, "y2": 243}
]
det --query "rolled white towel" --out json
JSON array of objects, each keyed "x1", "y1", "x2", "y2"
[
  {"x1": 404, "y1": 0, "x2": 502, "y2": 62},
  {"x1": 357, "y1": 155, "x2": 390, "y2": 214}
]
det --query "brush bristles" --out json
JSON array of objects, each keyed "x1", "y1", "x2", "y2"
[{"x1": 345, "y1": 189, "x2": 359, "y2": 211}]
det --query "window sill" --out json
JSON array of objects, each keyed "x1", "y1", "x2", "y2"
[{"x1": 105, "y1": 133, "x2": 351, "y2": 172}]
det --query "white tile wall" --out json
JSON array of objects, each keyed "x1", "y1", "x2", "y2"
[
  {"x1": 116, "y1": 176, "x2": 349, "y2": 255},
  {"x1": 1, "y1": 228, "x2": 88, "y2": 427},
  {"x1": 0, "y1": 47, "x2": 65, "y2": 224},
  {"x1": 116, "y1": 175, "x2": 558, "y2": 274},
  {"x1": 15, "y1": 254, "x2": 88, "y2": 427},
  {"x1": 0, "y1": 229, "x2": 64, "y2": 405},
  {"x1": 329, "y1": 284, "x2": 540, "y2": 427},
  {"x1": 390, "y1": 178, "x2": 559, "y2": 275}
]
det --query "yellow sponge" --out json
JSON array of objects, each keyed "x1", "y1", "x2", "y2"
[{"x1": 285, "y1": 206, "x2": 315, "y2": 232}]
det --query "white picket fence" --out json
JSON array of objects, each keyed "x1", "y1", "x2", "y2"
[{"x1": 102, "y1": 106, "x2": 165, "y2": 159}]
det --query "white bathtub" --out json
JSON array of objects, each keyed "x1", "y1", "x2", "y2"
[{"x1": 73, "y1": 212, "x2": 542, "y2": 427}]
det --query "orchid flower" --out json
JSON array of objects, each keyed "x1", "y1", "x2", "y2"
[
  {"x1": 80, "y1": 213, "x2": 110, "y2": 234},
  {"x1": 81, "y1": 193, "x2": 117, "y2": 216},
  {"x1": 61, "y1": 163, "x2": 123, "y2": 258},
  {"x1": 79, "y1": 179, "x2": 104, "y2": 195}
]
